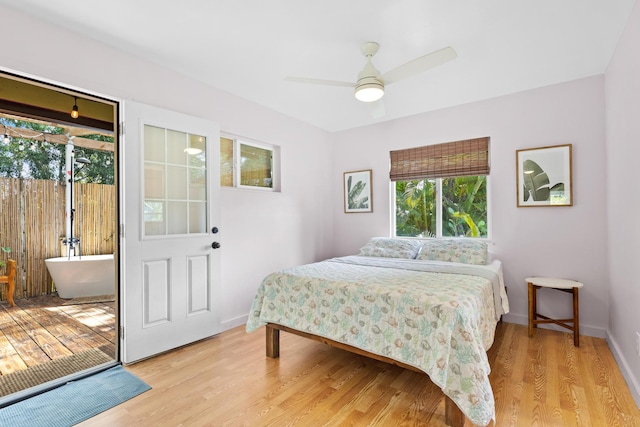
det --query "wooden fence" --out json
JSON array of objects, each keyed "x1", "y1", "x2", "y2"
[{"x1": 0, "y1": 178, "x2": 116, "y2": 301}]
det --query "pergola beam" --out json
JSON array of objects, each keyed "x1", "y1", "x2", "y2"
[{"x1": 2, "y1": 124, "x2": 114, "y2": 153}]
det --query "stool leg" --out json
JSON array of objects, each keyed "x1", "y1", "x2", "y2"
[
  {"x1": 532, "y1": 285, "x2": 537, "y2": 329},
  {"x1": 528, "y1": 282, "x2": 534, "y2": 338},
  {"x1": 573, "y1": 287, "x2": 579, "y2": 347}
]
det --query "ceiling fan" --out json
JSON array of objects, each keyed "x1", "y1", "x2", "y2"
[{"x1": 285, "y1": 42, "x2": 457, "y2": 117}]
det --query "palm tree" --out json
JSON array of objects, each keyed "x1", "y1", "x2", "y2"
[
  {"x1": 442, "y1": 176, "x2": 487, "y2": 237},
  {"x1": 395, "y1": 179, "x2": 436, "y2": 237}
]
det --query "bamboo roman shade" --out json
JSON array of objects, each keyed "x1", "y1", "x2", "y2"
[{"x1": 389, "y1": 137, "x2": 490, "y2": 181}]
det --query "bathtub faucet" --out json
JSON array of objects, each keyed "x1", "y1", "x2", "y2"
[{"x1": 62, "y1": 237, "x2": 82, "y2": 258}]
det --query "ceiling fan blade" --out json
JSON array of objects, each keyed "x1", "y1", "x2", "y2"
[
  {"x1": 368, "y1": 99, "x2": 386, "y2": 118},
  {"x1": 382, "y1": 47, "x2": 457, "y2": 85},
  {"x1": 285, "y1": 76, "x2": 354, "y2": 88}
]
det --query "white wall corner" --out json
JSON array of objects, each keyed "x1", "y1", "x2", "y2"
[{"x1": 606, "y1": 331, "x2": 640, "y2": 408}]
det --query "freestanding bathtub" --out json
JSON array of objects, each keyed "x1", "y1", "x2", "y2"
[{"x1": 45, "y1": 254, "x2": 115, "y2": 299}]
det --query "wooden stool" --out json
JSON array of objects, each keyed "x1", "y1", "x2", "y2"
[
  {"x1": 0, "y1": 259, "x2": 16, "y2": 307},
  {"x1": 527, "y1": 276, "x2": 583, "y2": 347}
]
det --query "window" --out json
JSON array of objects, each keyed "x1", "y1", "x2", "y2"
[
  {"x1": 220, "y1": 135, "x2": 279, "y2": 191},
  {"x1": 143, "y1": 125, "x2": 207, "y2": 236},
  {"x1": 391, "y1": 137, "x2": 490, "y2": 238}
]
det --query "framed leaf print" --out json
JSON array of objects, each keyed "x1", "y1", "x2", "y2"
[
  {"x1": 344, "y1": 169, "x2": 372, "y2": 213},
  {"x1": 516, "y1": 144, "x2": 572, "y2": 207}
]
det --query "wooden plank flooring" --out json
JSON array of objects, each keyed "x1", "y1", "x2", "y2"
[
  {"x1": 0, "y1": 295, "x2": 116, "y2": 376},
  {"x1": 79, "y1": 322, "x2": 640, "y2": 427}
]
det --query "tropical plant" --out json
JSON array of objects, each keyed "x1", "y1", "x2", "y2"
[
  {"x1": 442, "y1": 176, "x2": 487, "y2": 237},
  {"x1": 347, "y1": 175, "x2": 369, "y2": 209},
  {"x1": 395, "y1": 179, "x2": 436, "y2": 237},
  {"x1": 395, "y1": 176, "x2": 487, "y2": 238},
  {"x1": 0, "y1": 118, "x2": 114, "y2": 184},
  {"x1": 0, "y1": 246, "x2": 11, "y2": 271}
]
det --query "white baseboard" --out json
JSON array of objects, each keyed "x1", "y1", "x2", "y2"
[
  {"x1": 221, "y1": 314, "x2": 248, "y2": 332},
  {"x1": 502, "y1": 313, "x2": 607, "y2": 339},
  {"x1": 606, "y1": 332, "x2": 640, "y2": 408}
]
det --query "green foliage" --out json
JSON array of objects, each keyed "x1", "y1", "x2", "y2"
[
  {"x1": 442, "y1": 176, "x2": 487, "y2": 238},
  {"x1": 395, "y1": 176, "x2": 487, "y2": 238},
  {"x1": 0, "y1": 246, "x2": 10, "y2": 269},
  {"x1": 0, "y1": 118, "x2": 114, "y2": 184},
  {"x1": 0, "y1": 118, "x2": 65, "y2": 181},
  {"x1": 73, "y1": 144, "x2": 114, "y2": 184},
  {"x1": 395, "y1": 179, "x2": 436, "y2": 237}
]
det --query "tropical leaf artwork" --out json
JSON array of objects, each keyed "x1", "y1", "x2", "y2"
[
  {"x1": 347, "y1": 175, "x2": 369, "y2": 209},
  {"x1": 522, "y1": 159, "x2": 564, "y2": 202}
]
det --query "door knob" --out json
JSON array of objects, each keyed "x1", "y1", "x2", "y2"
[
  {"x1": 211, "y1": 242, "x2": 221, "y2": 249},
  {"x1": 212, "y1": 227, "x2": 219, "y2": 234}
]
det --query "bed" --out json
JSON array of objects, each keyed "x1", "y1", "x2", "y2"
[{"x1": 246, "y1": 237, "x2": 509, "y2": 426}]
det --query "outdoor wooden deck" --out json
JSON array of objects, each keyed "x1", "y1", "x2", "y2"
[{"x1": 0, "y1": 295, "x2": 116, "y2": 376}]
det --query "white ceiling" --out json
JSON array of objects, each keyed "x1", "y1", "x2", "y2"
[{"x1": 2, "y1": 0, "x2": 637, "y2": 132}]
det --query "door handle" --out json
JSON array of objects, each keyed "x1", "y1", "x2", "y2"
[{"x1": 211, "y1": 242, "x2": 221, "y2": 249}]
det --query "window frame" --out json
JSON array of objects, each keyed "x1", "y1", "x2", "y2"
[
  {"x1": 390, "y1": 137, "x2": 490, "y2": 240},
  {"x1": 220, "y1": 133, "x2": 280, "y2": 192},
  {"x1": 390, "y1": 175, "x2": 491, "y2": 240}
]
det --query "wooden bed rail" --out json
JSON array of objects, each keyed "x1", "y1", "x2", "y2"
[{"x1": 265, "y1": 323, "x2": 465, "y2": 427}]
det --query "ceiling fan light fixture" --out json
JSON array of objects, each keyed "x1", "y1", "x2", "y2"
[{"x1": 355, "y1": 79, "x2": 384, "y2": 103}]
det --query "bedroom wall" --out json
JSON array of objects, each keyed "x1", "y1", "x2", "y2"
[
  {"x1": 0, "y1": 5, "x2": 334, "y2": 330},
  {"x1": 331, "y1": 76, "x2": 609, "y2": 339},
  {"x1": 605, "y1": 0, "x2": 640, "y2": 404}
]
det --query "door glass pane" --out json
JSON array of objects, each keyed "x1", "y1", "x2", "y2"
[
  {"x1": 190, "y1": 168, "x2": 206, "y2": 200},
  {"x1": 143, "y1": 124, "x2": 207, "y2": 236},
  {"x1": 144, "y1": 164, "x2": 165, "y2": 199},
  {"x1": 167, "y1": 166, "x2": 187, "y2": 199},
  {"x1": 189, "y1": 202, "x2": 207, "y2": 233},
  {"x1": 144, "y1": 125, "x2": 166, "y2": 162},
  {"x1": 144, "y1": 201, "x2": 166, "y2": 235},
  {"x1": 167, "y1": 129, "x2": 188, "y2": 165},
  {"x1": 168, "y1": 201, "x2": 188, "y2": 234}
]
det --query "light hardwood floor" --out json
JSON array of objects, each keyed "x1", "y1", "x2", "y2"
[{"x1": 80, "y1": 322, "x2": 640, "y2": 426}]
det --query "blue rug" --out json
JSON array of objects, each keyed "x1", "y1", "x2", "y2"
[{"x1": 0, "y1": 365, "x2": 150, "y2": 427}]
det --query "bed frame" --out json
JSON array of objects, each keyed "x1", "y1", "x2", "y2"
[{"x1": 265, "y1": 323, "x2": 465, "y2": 427}]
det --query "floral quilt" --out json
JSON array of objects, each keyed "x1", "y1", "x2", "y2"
[{"x1": 246, "y1": 256, "x2": 508, "y2": 426}]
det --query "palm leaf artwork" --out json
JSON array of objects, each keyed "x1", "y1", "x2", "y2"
[
  {"x1": 347, "y1": 175, "x2": 369, "y2": 209},
  {"x1": 522, "y1": 159, "x2": 564, "y2": 202}
]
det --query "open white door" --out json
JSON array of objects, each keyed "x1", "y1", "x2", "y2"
[{"x1": 121, "y1": 101, "x2": 221, "y2": 363}]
